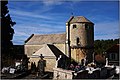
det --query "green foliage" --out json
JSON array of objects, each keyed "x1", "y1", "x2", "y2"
[
  {"x1": 1, "y1": 1, "x2": 16, "y2": 67},
  {"x1": 94, "y1": 39, "x2": 119, "y2": 54},
  {"x1": 1, "y1": 1, "x2": 16, "y2": 48}
]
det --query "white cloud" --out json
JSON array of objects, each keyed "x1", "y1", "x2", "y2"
[
  {"x1": 41, "y1": 0, "x2": 64, "y2": 6},
  {"x1": 13, "y1": 22, "x2": 65, "y2": 45},
  {"x1": 10, "y1": 9, "x2": 53, "y2": 20}
]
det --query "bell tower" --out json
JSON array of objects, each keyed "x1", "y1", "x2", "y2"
[{"x1": 66, "y1": 16, "x2": 94, "y2": 64}]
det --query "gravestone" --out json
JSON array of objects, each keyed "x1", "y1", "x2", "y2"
[
  {"x1": 9, "y1": 68, "x2": 16, "y2": 74},
  {"x1": 105, "y1": 58, "x2": 108, "y2": 67},
  {"x1": 15, "y1": 62, "x2": 21, "y2": 67},
  {"x1": 2, "y1": 67, "x2": 10, "y2": 73},
  {"x1": 81, "y1": 59, "x2": 84, "y2": 66},
  {"x1": 22, "y1": 55, "x2": 29, "y2": 71},
  {"x1": 31, "y1": 62, "x2": 36, "y2": 73},
  {"x1": 37, "y1": 54, "x2": 46, "y2": 77},
  {"x1": 55, "y1": 55, "x2": 62, "y2": 68},
  {"x1": 83, "y1": 56, "x2": 86, "y2": 66},
  {"x1": 57, "y1": 55, "x2": 66, "y2": 69}
]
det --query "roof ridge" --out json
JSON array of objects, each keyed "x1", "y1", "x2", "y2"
[
  {"x1": 34, "y1": 33, "x2": 65, "y2": 36},
  {"x1": 25, "y1": 33, "x2": 66, "y2": 45},
  {"x1": 67, "y1": 16, "x2": 94, "y2": 24},
  {"x1": 32, "y1": 44, "x2": 55, "y2": 57},
  {"x1": 25, "y1": 34, "x2": 34, "y2": 43}
]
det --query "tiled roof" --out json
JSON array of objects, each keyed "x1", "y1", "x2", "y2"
[
  {"x1": 67, "y1": 16, "x2": 94, "y2": 24},
  {"x1": 25, "y1": 33, "x2": 66, "y2": 45},
  {"x1": 95, "y1": 54, "x2": 105, "y2": 63},
  {"x1": 106, "y1": 44, "x2": 119, "y2": 53}
]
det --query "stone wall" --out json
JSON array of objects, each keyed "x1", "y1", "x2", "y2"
[
  {"x1": 24, "y1": 45, "x2": 43, "y2": 57},
  {"x1": 71, "y1": 48, "x2": 85, "y2": 63},
  {"x1": 53, "y1": 68, "x2": 74, "y2": 79},
  {"x1": 44, "y1": 58, "x2": 56, "y2": 72},
  {"x1": 28, "y1": 57, "x2": 56, "y2": 72},
  {"x1": 54, "y1": 43, "x2": 66, "y2": 54},
  {"x1": 70, "y1": 23, "x2": 94, "y2": 47}
]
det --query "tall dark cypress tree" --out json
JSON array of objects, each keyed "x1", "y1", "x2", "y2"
[{"x1": 1, "y1": 1, "x2": 16, "y2": 67}]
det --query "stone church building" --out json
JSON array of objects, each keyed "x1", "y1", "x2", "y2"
[{"x1": 24, "y1": 16, "x2": 94, "y2": 72}]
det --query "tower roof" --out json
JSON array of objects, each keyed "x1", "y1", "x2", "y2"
[{"x1": 67, "y1": 16, "x2": 94, "y2": 24}]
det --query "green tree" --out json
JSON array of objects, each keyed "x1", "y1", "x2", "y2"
[
  {"x1": 94, "y1": 39, "x2": 119, "y2": 54},
  {"x1": 1, "y1": 1, "x2": 16, "y2": 67}
]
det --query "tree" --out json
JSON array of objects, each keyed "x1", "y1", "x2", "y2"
[
  {"x1": 94, "y1": 39, "x2": 119, "y2": 54},
  {"x1": 1, "y1": 1, "x2": 16, "y2": 67}
]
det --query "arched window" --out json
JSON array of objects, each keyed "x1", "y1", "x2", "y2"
[
  {"x1": 73, "y1": 24, "x2": 76, "y2": 29},
  {"x1": 76, "y1": 37, "x2": 79, "y2": 45}
]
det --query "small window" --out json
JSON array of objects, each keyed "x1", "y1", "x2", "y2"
[
  {"x1": 112, "y1": 54, "x2": 115, "y2": 60},
  {"x1": 110, "y1": 53, "x2": 116, "y2": 60},
  {"x1": 85, "y1": 24, "x2": 89, "y2": 29},
  {"x1": 76, "y1": 37, "x2": 79, "y2": 45},
  {"x1": 73, "y1": 25, "x2": 76, "y2": 29}
]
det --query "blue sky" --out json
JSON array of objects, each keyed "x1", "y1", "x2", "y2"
[{"x1": 8, "y1": 0, "x2": 119, "y2": 45}]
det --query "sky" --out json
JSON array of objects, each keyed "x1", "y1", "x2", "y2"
[{"x1": 8, "y1": 0, "x2": 119, "y2": 45}]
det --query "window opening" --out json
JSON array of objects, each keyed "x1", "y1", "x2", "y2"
[{"x1": 73, "y1": 24, "x2": 76, "y2": 29}]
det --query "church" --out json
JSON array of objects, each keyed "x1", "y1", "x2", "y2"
[{"x1": 24, "y1": 16, "x2": 94, "y2": 72}]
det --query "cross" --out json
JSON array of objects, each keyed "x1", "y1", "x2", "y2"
[{"x1": 39, "y1": 54, "x2": 44, "y2": 60}]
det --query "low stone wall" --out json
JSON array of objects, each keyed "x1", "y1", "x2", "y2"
[
  {"x1": 53, "y1": 68, "x2": 100, "y2": 79},
  {"x1": 53, "y1": 68, "x2": 74, "y2": 79},
  {"x1": 74, "y1": 70, "x2": 88, "y2": 79},
  {"x1": 53, "y1": 67, "x2": 116, "y2": 79}
]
